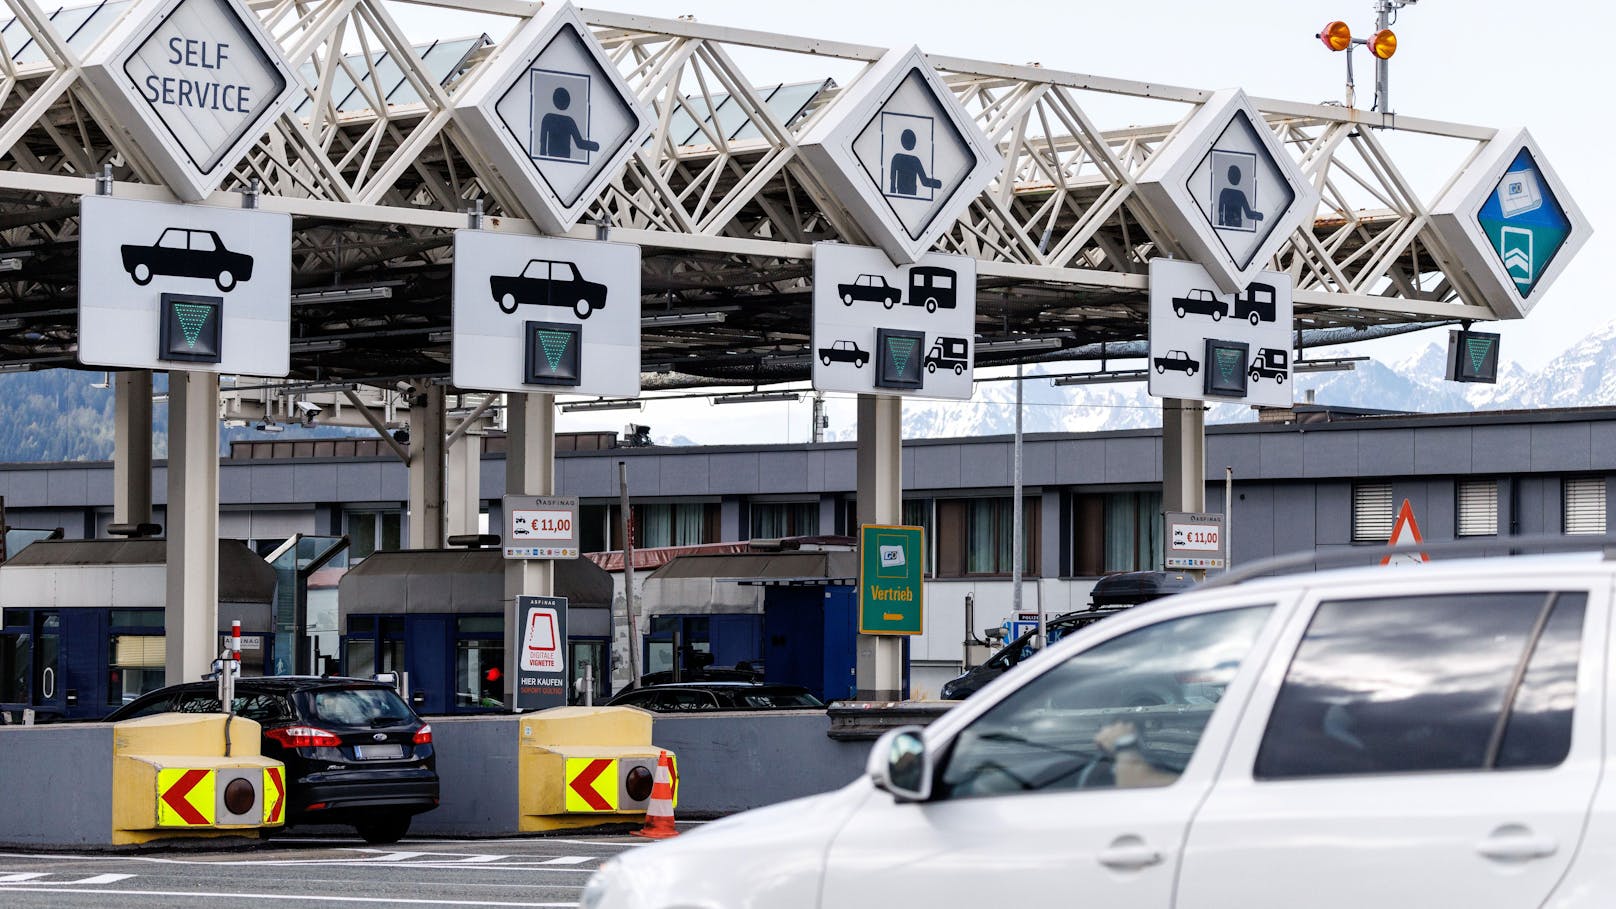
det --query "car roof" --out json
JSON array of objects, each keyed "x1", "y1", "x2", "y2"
[
  {"x1": 161, "y1": 676, "x2": 395, "y2": 693},
  {"x1": 1208, "y1": 550, "x2": 1608, "y2": 600}
]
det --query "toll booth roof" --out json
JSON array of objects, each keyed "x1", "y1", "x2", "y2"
[
  {"x1": 647, "y1": 551, "x2": 860, "y2": 582},
  {"x1": 0, "y1": 538, "x2": 275, "y2": 605},
  {"x1": 337, "y1": 548, "x2": 613, "y2": 617}
]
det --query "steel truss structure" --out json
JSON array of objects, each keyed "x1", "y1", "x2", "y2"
[{"x1": 0, "y1": 0, "x2": 1502, "y2": 390}]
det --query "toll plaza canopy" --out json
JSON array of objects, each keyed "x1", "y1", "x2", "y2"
[{"x1": 0, "y1": 0, "x2": 1555, "y2": 391}]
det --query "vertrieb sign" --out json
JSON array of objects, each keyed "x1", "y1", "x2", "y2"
[
  {"x1": 82, "y1": 0, "x2": 300, "y2": 201},
  {"x1": 858, "y1": 524, "x2": 924, "y2": 635}
]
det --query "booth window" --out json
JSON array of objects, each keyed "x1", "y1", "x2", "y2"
[
  {"x1": 1, "y1": 625, "x2": 26, "y2": 704},
  {"x1": 347, "y1": 510, "x2": 402, "y2": 561},
  {"x1": 1457, "y1": 480, "x2": 1499, "y2": 537},
  {"x1": 455, "y1": 615, "x2": 505, "y2": 709},
  {"x1": 1070, "y1": 491, "x2": 1160, "y2": 575},
  {"x1": 750, "y1": 502, "x2": 819, "y2": 538},
  {"x1": 1564, "y1": 477, "x2": 1607, "y2": 535},
  {"x1": 107, "y1": 609, "x2": 165, "y2": 707}
]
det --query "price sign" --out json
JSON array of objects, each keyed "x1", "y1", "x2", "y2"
[
  {"x1": 1165, "y1": 511, "x2": 1226, "y2": 569},
  {"x1": 502, "y1": 494, "x2": 580, "y2": 559}
]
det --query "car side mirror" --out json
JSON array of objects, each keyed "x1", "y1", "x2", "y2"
[{"x1": 867, "y1": 726, "x2": 932, "y2": 803}]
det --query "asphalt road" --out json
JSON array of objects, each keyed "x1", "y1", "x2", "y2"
[{"x1": 0, "y1": 829, "x2": 672, "y2": 908}]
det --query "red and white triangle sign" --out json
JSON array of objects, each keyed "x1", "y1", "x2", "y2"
[{"x1": 1382, "y1": 499, "x2": 1429, "y2": 565}]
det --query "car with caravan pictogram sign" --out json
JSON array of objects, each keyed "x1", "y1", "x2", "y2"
[
  {"x1": 490, "y1": 258, "x2": 608, "y2": 319},
  {"x1": 1233, "y1": 281, "x2": 1278, "y2": 326},
  {"x1": 121, "y1": 227, "x2": 256, "y2": 292},
  {"x1": 905, "y1": 266, "x2": 958, "y2": 312},
  {"x1": 838, "y1": 274, "x2": 903, "y2": 308},
  {"x1": 1171, "y1": 287, "x2": 1229, "y2": 321},
  {"x1": 106, "y1": 676, "x2": 437, "y2": 844}
]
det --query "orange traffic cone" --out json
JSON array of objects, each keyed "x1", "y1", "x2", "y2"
[{"x1": 632, "y1": 750, "x2": 678, "y2": 839}]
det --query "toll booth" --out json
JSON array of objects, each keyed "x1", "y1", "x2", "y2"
[
  {"x1": 336, "y1": 549, "x2": 613, "y2": 715},
  {"x1": 0, "y1": 539, "x2": 276, "y2": 722},
  {"x1": 756, "y1": 582, "x2": 860, "y2": 704}
]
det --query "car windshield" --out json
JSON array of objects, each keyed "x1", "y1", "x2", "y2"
[
  {"x1": 520, "y1": 260, "x2": 548, "y2": 279},
  {"x1": 157, "y1": 229, "x2": 186, "y2": 249},
  {"x1": 308, "y1": 687, "x2": 414, "y2": 727}
]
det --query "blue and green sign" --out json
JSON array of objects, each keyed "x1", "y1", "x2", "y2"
[
  {"x1": 1476, "y1": 148, "x2": 1571, "y2": 299},
  {"x1": 858, "y1": 523, "x2": 924, "y2": 635}
]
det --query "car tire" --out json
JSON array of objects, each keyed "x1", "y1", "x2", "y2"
[
  {"x1": 927, "y1": 362, "x2": 937, "y2": 373},
  {"x1": 498, "y1": 293, "x2": 518, "y2": 314},
  {"x1": 1249, "y1": 370, "x2": 1260, "y2": 381},
  {"x1": 842, "y1": 293, "x2": 853, "y2": 306},
  {"x1": 1211, "y1": 309, "x2": 1223, "y2": 321},
  {"x1": 574, "y1": 298, "x2": 593, "y2": 320},
  {"x1": 926, "y1": 298, "x2": 937, "y2": 314},
  {"x1": 356, "y1": 814, "x2": 411, "y2": 845},
  {"x1": 132, "y1": 263, "x2": 152, "y2": 285},
  {"x1": 1276, "y1": 373, "x2": 1286, "y2": 384},
  {"x1": 855, "y1": 357, "x2": 867, "y2": 368},
  {"x1": 1174, "y1": 306, "x2": 1185, "y2": 318},
  {"x1": 884, "y1": 297, "x2": 896, "y2": 310},
  {"x1": 1187, "y1": 367, "x2": 1197, "y2": 376},
  {"x1": 215, "y1": 270, "x2": 236, "y2": 292},
  {"x1": 1249, "y1": 312, "x2": 1261, "y2": 326},
  {"x1": 954, "y1": 364, "x2": 964, "y2": 375},
  {"x1": 821, "y1": 355, "x2": 832, "y2": 366},
  {"x1": 1156, "y1": 364, "x2": 1166, "y2": 374}
]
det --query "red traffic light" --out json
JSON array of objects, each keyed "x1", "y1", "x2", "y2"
[
  {"x1": 1369, "y1": 28, "x2": 1398, "y2": 59},
  {"x1": 485, "y1": 667, "x2": 502, "y2": 682},
  {"x1": 1318, "y1": 21, "x2": 1352, "y2": 52}
]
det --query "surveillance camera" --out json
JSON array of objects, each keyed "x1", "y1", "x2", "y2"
[{"x1": 295, "y1": 400, "x2": 322, "y2": 416}]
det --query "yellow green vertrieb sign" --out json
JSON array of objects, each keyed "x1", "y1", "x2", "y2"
[{"x1": 859, "y1": 524, "x2": 925, "y2": 635}]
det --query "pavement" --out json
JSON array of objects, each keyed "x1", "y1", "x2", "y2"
[{"x1": 0, "y1": 827, "x2": 684, "y2": 908}]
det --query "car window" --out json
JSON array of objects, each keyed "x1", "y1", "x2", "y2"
[
  {"x1": 521, "y1": 260, "x2": 546, "y2": 279},
  {"x1": 1255, "y1": 592, "x2": 1586, "y2": 779},
  {"x1": 556, "y1": 262, "x2": 580, "y2": 282},
  {"x1": 113, "y1": 692, "x2": 177, "y2": 720},
  {"x1": 652, "y1": 690, "x2": 716, "y2": 711},
  {"x1": 733, "y1": 690, "x2": 823, "y2": 708},
  {"x1": 189, "y1": 232, "x2": 217, "y2": 252},
  {"x1": 937, "y1": 605, "x2": 1273, "y2": 800},
  {"x1": 234, "y1": 691, "x2": 295, "y2": 724},
  {"x1": 172, "y1": 691, "x2": 224, "y2": 713},
  {"x1": 157, "y1": 229, "x2": 186, "y2": 249},
  {"x1": 308, "y1": 687, "x2": 414, "y2": 726}
]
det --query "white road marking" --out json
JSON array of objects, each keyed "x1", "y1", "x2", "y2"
[
  {"x1": 0, "y1": 886, "x2": 576, "y2": 906},
  {"x1": 0, "y1": 851, "x2": 605, "y2": 870},
  {"x1": 537, "y1": 857, "x2": 591, "y2": 865},
  {"x1": 0, "y1": 872, "x2": 134, "y2": 885}
]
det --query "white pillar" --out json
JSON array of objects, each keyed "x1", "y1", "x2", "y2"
[
  {"x1": 855, "y1": 393, "x2": 904, "y2": 701},
  {"x1": 446, "y1": 430, "x2": 481, "y2": 538},
  {"x1": 502, "y1": 392, "x2": 555, "y2": 707},
  {"x1": 165, "y1": 371, "x2": 219, "y2": 683},
  {"x1": 407, "y1": 384, "x2": 446, "y2": 549},
  {"x1": 113, "y1": 370, "x2": 153, "y2": 528}
]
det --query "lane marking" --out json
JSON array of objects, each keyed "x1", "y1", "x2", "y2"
[
  {"x1": 0, "y1": 886, "x2": 577, "y2": 906},
  {"x1": 0, "y1": 872, "x2": 134, "y2": 886}
]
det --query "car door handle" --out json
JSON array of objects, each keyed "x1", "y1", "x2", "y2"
[
  {"x1": 1097, "y1": 836, "x2": 1162, "y2": 870},
  {"x1": 1476, "y1": 827, "x2": 1558, "y2": 862}
]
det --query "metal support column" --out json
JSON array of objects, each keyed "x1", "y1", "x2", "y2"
[
  {"x1": 855, "y1": 393, "x2": 903, "y2": 701},
  {"x1": 502, "y1": 392, "x2": 555, "y2": 708},
  {"x1": 407, "y1": 384, "x2": 446, "y2": 549},
  {"x1": 113, "y1": 370, "x2": 152, "y2": 528},
  {"x1": 164, "y1": 371, "x2": 219, "y2": 683},
  {"x1": 446, "y1": 429, "x2": 481, "y2": 538},
  {"x1": 1162, "y1": 398, "x2": 1206, "y2": 576}
]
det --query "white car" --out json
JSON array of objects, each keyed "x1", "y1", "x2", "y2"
[{"x1": 585, "y1": 549, "x2": 1616, "y2": 908}]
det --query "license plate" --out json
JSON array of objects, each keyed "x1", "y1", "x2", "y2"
[{"x1": 353, "y1": 744, "x2": 404, "y2": 760}]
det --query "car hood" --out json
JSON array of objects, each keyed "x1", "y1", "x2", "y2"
[{"x1": 589, "y1": 779, "x2": 875, "y2": 909}]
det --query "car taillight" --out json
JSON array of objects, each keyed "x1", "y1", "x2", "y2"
[
  {"x1": 412, "y1": 724, "x2": 433, "y2": 745},
  {"x1": 266, "y1": 725, "x2": 343, "y2": 748}
]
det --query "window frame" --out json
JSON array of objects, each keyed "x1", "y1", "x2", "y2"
[
  {"x1": 1351, "y1": 483, "x2": 1395, "y2": 542},
  {"x1": 1563, "y1": 476, "x2": 1607, "y2": 535},
  {"x1": 1456, "y1": 479, "x2": 1499, "y2": 538}
]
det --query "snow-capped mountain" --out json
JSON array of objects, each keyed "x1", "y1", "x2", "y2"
[{"x1": 889, "y1": 322, "x2": 1616, "y2": 440}]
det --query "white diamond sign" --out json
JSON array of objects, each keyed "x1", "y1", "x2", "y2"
[
  {"x1": 451, "y1": 1, "x2": 651, "y2": 234},
  {"x1": 1136, "y1": 89, "x2": 1318, "y2": 295},
  {"x1": 80, "y1": 0, "x2": 300, "y2": 201},
  {"x1": 800, "y1": 46, "x2": 1001, "y2": 265}
]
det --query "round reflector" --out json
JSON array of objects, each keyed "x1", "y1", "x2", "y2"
[
  {"x1": 1370, "y1": 28, "x2": 1397, "y2": 59},
  {"x1": 1318, "y1": 21, "x2": 1352, "y2": 52},
  {"x1": 224, "y1": 778, "x2": 257, "y2": 815},
  {"x1": 625, "y1": 765, "x2": 654, "y2": 802}
]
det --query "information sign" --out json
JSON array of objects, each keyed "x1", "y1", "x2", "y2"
[
  {"x1": 502, "y1": 494, "x2": 580, "y2": 559},
  {"x1": 858, "y1": 524, "x2": 925, "y2": 635},
  {"x1": 1165, "y1": 511, "x2": 1226, "y2": 570},
  {"x1": 1148, "y1": 258, "x2": 1293, "y2": 408},
  {"x1": 516, "y1": 595, "x2": 569, "y2": 710}
]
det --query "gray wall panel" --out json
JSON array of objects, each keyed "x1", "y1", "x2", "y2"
[
  {"x1": 960, "y1": 442, "x2": 1010, "y2": 487},
  {"x1": 336, "y1": 462, "x2": 385, "y2": 502},
  {"x1": 759, "y1": 451, "x2": 810, "y2": 495},
  {"x1": 293, "y1": 463, "x2": 338, "y2": 503},
  {"x1": 1360, "y1": 428, "x2": 1414, "y2": 476},
  {"x1": 1415, "y1": 427, "x2": 1473, "y2": 475},
  {"x1": 1023, "y1": 441, "x2": 1057, "y2": 486},
  {"x1": 249, "y1": 465, "x2": 295, "y2": 503},
  {"x1": 911, "y1": 444, "x2": 961, "y2": 491},
  {"x1": 1214, "y1": 435, "x2": 1262, "y2": 480},
  {"x1": 1056, "y1": 440, "x2": 1106, "y2": 485},
  {"x1": 1315, "y1": 482, "x2": 1351, "y2": 545},
  {"x1": 0, "y1": 725, "x2": 114, "y2": 845},
  {"x1": 708, "y1": 454, "x2": 760, "y2": 494},
  {"x1": 44, "y1": 469, "x2": 88, "y2": 506},
  {"x1": 412, "y1": 716, "x2": 520, "y2": 835},
  {"x1": 378, "y1": 463, "x2": 409, "y2": 501},
  {"x1": 1103, "y1": 438, "x2": 1156, "y2": 484},
  {"x1": 1473, "y1": 426, "x2": 1533, "y2": 473},
  {"x1": 1301, "y1": 431, "x2": 1353, "y2": 478},
  {"x1": 657, "y1": 454, "x2": 713, "y2": 496},
  {"x1": 1259, "y1": 434, "x2": 1304, "y2": 478},
  {"x1": 648, "y1": 713, "x2": 866, "y2": 815},
  {"x1": 1272, "y1": 483, "x2": 1317, "y2": 556},
  {"x1": 1530, "y1": 424, "x2": 1592, "y2": 472}
]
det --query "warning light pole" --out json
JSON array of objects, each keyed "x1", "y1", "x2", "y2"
[{"x1": 1317, "y1": 1, "x2": 1413, "y2": 113}]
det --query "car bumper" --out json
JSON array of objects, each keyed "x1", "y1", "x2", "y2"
[{"x1": 290, "y1": 767, "x2": 440, "y2": 822}]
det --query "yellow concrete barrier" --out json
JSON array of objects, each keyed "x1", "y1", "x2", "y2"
[
  {"x1": 518, "y1": 706, "x2": 676, "y2": 832},
  {"x1": 111, "y1": 713, "x2": 286, "y2": 845}
]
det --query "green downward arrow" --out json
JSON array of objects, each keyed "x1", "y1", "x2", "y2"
[
  {"x1": 538, "y1": 330, "x2": 573, "y2": 371},
  {"x1": 1466, "y1": 335, "x2": 1494, "y2": 373},
  {"x1": 172, "y1": 302, "x2": 214, "y2": 349},
  {"x1": 887, "y1": 337, "x2": 917, "y2": 372}
]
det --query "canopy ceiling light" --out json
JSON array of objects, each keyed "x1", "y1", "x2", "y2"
[
  {"x1": 561, "y1": 398, "x2": 643, "y2": 413},
  {"x1": 713, "y1": 391, "x2": 801, "y2": 404}
]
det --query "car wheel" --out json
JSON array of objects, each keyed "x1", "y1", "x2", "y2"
[
  {"x1": 821, "y1": 355, "x2": 832, "y2": 366},
  {"x1": 1249, "y1": 370, "x2": 1260, "y2": 381},
  {"x1": 573, "y1": 298, "x2": 593, "y2": 320},
  {"x1": 842, "y1": 293, "x2": 853, "y2": 306},
  {"x1": 855, "y1": 357, "x2": 867, "y2": 368},
  {"x1": 1249, "y1": 312, "x2": 1261, "y2": 326},
  {"x1": 1187, "y1": 367, "x2": 1197, "y2": 376},
  {"x1": 884, "y1": 296, "x2": 896, "y2": 310},
  {"x1": 1156, "y1": 364, "x2": 1166, "y2": 374},
  {"x1": 215, "y1": 270, "x2": 235, "y2": 292},
  {"x1": 356, "y1": 814, "x2": 411, "y2": 845},
  {"x1": 132, "y1": 263, "x2": 152, "y2": 285},
  {"x1": 1174, "y1": 306, "x2": 1185, "y2": 318},
  {"x1": 927, "y1": 362, "x2": 937, "y2": 373},
  {"x1": 1276, "y1": 373, "x2": 1286, "y2": 384},
  {"x1": 1211, "y1": 309, "x2": 1223, "y2": 321},
  {"x1": 498, "y1": 293, "x2": 518, "y2": 314},
  {"x1": 954, "y1": 364, "x2": 964, "y2": 375}
]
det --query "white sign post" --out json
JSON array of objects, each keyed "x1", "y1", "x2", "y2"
[
  {"x1": 1136, "y1": 90, "x2": 1318, "y2": 295},
  {"x1": 78, "y1": 195, "x2": 291, "y2": 376},
  {"x1": 452, "y1": 230, "x2": 641, "y2": 397},
  {"x1": 1148, "y1": 258, "x2": 1293, "y2": 408},
  {"x1": 80, "y1": 0, "x2": 301, "y2": 201},
  {"x1": 811, "y1": 242, "x2": 976, "y2": 400},
  {"x1": 798, "y1": 47, "x2": 1001, "y2": 265},
  {"x1": 450, "y1": 1, "x2": 652, "y2": 234}
]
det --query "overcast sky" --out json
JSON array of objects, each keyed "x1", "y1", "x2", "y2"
[{"x1": 390, "y1": 0, "x2": 1611, "y2": 442}]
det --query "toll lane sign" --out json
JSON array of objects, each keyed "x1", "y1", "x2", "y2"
[{"x1": 859, "y1": 524, "x2": 924, "y2": 635}]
